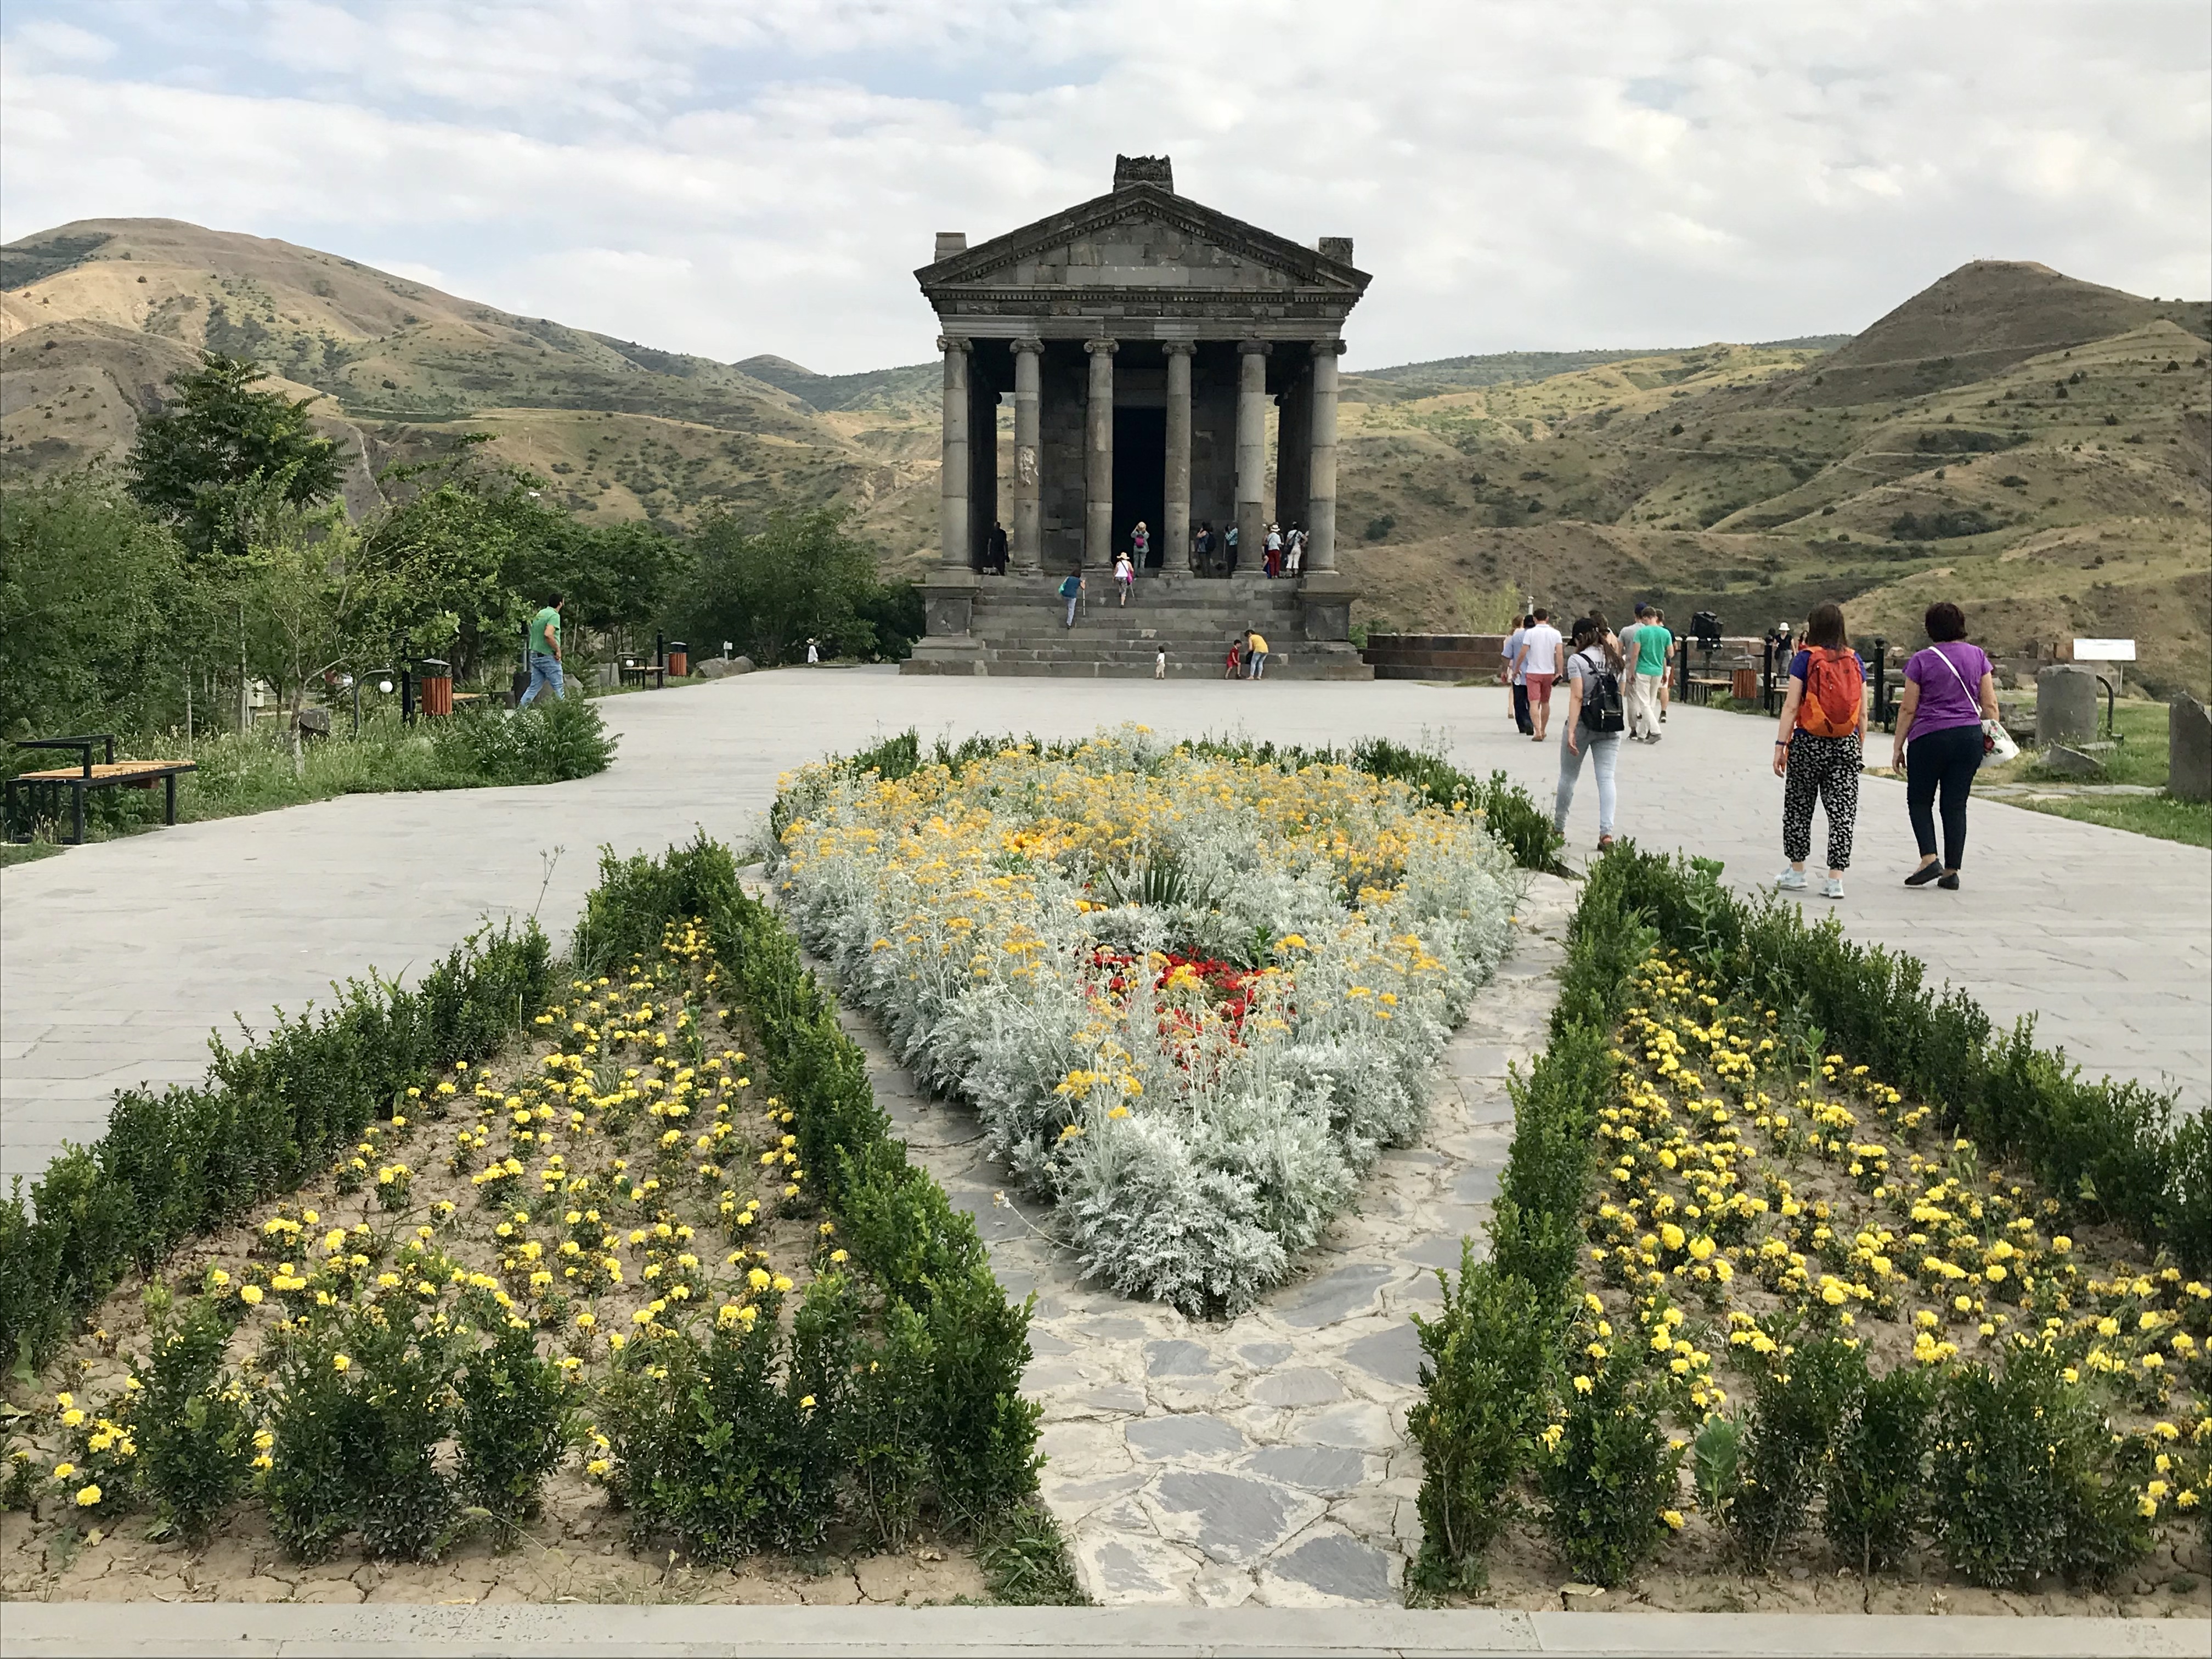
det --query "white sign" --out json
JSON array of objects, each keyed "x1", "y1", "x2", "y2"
[{"x1": 2073, "y1": 638, "x2": 2137, "y2": 662}]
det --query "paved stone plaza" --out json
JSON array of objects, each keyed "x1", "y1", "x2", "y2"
[
  {"x1": 2, "y1": 667, "x2": 2209, "y2": 1639},
  {"x1": 7, "y1": 668, "x2": 2204, "y2": 1184}
]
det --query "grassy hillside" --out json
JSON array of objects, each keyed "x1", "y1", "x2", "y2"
[{"x1": 4, "y1": 223, "x2": 2205, "y2": 694}]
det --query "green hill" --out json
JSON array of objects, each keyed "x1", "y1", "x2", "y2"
[{"x1": 4, "y1": 220, "x2": 2205, "y2": 693}]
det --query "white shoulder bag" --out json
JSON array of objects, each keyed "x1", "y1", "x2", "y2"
[{"x1": 1930, "y1": 646, "x2": 2017, "y2": 762}]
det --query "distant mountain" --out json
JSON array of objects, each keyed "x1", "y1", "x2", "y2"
[
  {"x1": 1345, "y1": 338, "x2": 1855, "y2": 400},
  {"x1": 4, "y1": 219, "x2": 2205, "y2": 693}
]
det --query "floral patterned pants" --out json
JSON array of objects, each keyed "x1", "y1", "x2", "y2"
[{"x1": 1782, "y1": 731, "x2": 1861, "y2": 870}]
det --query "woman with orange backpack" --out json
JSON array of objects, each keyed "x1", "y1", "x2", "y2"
[{"x1": 1773, "y1": 601, "x2": 1865, "y2": 900}]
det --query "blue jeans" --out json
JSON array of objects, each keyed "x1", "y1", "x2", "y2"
[
  {"x1": 518, "y1": 652, "x2": 565, "y2": 707},
  {"x1": 1555, "y1": 727, "x2": 1620, "y2": 837},
  {"x1": 1065, "y1": 593, "x2": 1080, "y2": 627}
]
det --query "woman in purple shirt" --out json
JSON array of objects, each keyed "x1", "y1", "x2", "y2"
[{"x1": 1888, "y1": 601, "x2": 1998, "y2": 890}]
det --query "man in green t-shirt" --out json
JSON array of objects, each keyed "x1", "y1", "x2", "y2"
[
  {"x1": 1621, "y1": 603, "x2": 1673, "y2": 741},
  {"x1": 519, "y1": 594, "x2": 565, "y2": 707}
]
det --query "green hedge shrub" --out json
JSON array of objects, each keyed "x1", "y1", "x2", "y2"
[
  {"x1": 575, "y1": 834, "x2": 1044, "y2": 1530},
  {"x1": 0, "y1": 923, "x2": 552, "y2": 1373}
]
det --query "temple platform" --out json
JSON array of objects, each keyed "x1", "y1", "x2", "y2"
[{"x1": 901, "y1": 571, "x2": 1372, "y2": 679}]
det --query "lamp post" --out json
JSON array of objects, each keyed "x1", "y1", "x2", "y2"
[{"x1": 351, "y1": 669, "x2": 397, "y2": 737}]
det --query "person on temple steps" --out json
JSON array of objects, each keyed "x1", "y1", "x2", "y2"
[
  {"x1": 1130, "y1": 520, "x2": 1150, "y2": 571},
  {"x1": 1114, "y1": 550, "x2": 1135, "y2": 606},
  {"x1": 985, "y1": 520, "x2": 1009, "y2": 574},
  {"x1": 1772, "y1": 601, "x2": 1865, "y2": 901},
  {"x1": 1891, "y1": 601, "x2": 1998, "y2": 891},
  {"x1": 1059, "y1": 568, "x2": 1085, "y2": 628},
  {"x1": 1224, "y1": 523, "x2": 1239, "y2": 573},
  {"x1": 1284, "y1": 524, "x2": 1305, "y2": 576}
]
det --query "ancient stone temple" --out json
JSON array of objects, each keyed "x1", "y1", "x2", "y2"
[{"x1": 904, "y1": 156, "x2": 1373, "y2": 677}]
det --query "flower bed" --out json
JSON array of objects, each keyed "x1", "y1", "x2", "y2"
[
  {"x1": 3, "y1": 840, "x2": 1064, "y2": 1604},
  {"x1": 769, "y1": 726, "x2": 1525, "y2": 1316},
  {"x1": 1409, "y1": 849, "x2": 2210, "y2": 1608}
]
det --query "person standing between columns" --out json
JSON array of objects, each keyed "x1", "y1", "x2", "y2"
[
  {"x1": 1304, "y1": 342, "x2": 1344, "y2": 574},
  {"x1": 1235, "y1": 341, "x2": 1269, "y2": 564},
  {"x1": 1084, "y1": 339, "x2": 1116, "y2": 571},
  {"x1": 1164, "y1": 341, "x2": 1194, "y2": 573},
  {"x1": 937, "y1": 336, "x2": 970, "y2": 571},
  {"x1": 1011, "y1": 337, "x2": 1043, "y2": 571}
]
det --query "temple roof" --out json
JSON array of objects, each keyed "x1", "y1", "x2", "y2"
[{"x1": 916, "y1": 163, "x2": 1369, "y2": 319}]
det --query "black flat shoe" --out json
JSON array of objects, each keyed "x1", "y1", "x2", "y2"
[
  {"x1": 1937, "y1": 872, "x2": 1961, "y2": 890},
  {"x1": 1904, "y1": 864, "x2": 1942, "y2": 887}
]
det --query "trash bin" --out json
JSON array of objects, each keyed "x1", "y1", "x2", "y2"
[
  {"x1": 1731, "y1": 667, "x2": 1758, "y2": 702},
  {"x1": 418, "y1": 658, "x2": 454, "y2": 716},
  {"x1": 668, "y1": 640, "x2": 690, "y2": 678}
]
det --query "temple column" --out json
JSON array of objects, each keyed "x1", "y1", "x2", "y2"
[
  {"x1": 1305, "y1": 339, "x2": 1344, "y2": 572},
  {"x1": 1163, "y1": 341, "x2": 1194, "y2": 574},
  {"x1": 1011, "y1": 336, "x2": 1043, "y2": 571},
  {"x1": 938, "y1": 335, "x2": 971, "y2": 568},
  {"x1": 1235, "y1": 341, "x2": 1270, "y2": 562},
  {"x1": 1084, "y1": 338, "x2": 1116, "y2": 568}
]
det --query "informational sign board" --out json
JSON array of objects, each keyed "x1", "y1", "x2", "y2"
[{"x1": 2073, "y1": 638, "x2": 2138, "y2": 661}]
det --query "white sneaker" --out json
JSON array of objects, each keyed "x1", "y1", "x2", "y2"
[
  {"x1": 1776, "y1": 868, "x2": 1808, "y2": 891},
  {"x1": 1821, "y1": 876, "x2": 1845, "y2": 900}
]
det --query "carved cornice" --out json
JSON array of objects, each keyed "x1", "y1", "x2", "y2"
[
  {"x1": 935, "y1": 335, "x2": 972, "y2": 354},
  {"x1": 916, "y1": 180, "x2": 1369, "y2": 300},
  {"x1": 1012, "y1": 336, "x2": 1045, "y2": 354}
]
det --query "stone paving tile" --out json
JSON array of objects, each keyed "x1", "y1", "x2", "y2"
[{"x1": 811, "y1": 871, "x2": 1575, "y2": 1607}]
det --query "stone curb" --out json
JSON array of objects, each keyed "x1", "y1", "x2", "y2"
[{"x1": 2, "y1": 1604, "x2": 2205, "y2": 1656}]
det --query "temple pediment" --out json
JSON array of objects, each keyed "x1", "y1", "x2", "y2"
[{"x1": 917, "y1": 181, "x2": 1369, "y2": 301}]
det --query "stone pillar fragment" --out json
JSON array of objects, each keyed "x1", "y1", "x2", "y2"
[
  {"x1": 1305, "y1": 340, "x2": 1344, "y2": 572},
  {"x1": 1085, "y1": 339, "x2": 1116, "y2": 569},
  {"x1": 1235, "y1": 342, "x2": 1269, "y2": 561},
  {"x1": 1163, "y1": 342, "x2": 1194, "y2": 574},
  {"x1": 938, "y1": 335, "x2": 970, "y2": 568},
  {"x1": 1012, "y1": 337, "x2": 1043, "y2": 571}
]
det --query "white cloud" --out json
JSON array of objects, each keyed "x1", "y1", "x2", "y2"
[
  {"x1": 7, "y1": 18, "x2": 119, "y2": 65},
  {"x1": 1, "y1": 0, "x2": 2205, "y2": 372}
]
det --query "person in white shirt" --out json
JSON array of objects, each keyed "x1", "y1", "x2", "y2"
[
  {"x1": 1284, "y1": 526, "x2": 1305, "y2": 575},
  {"x1": 1510, "y1": 609, "x2": 1565, "y2": 740}
]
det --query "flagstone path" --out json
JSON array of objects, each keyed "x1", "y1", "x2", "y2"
[{"x1": 800, "y1": 873, "x2": 1576, "y2": 1607}]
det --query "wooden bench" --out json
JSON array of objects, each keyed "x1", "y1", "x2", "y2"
[
  {"x1": 618, "y1": 660, "x2": 667, "y2": 691},
  {"x1": 5, "y1": 736, "x2": 196, "y2": 846}
]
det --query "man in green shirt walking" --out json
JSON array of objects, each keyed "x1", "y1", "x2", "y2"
[
  {"x1": 519, "y1": 594, "x2": 565, "y2": 707},
  {"x1": 1622, "y1": 602, "x2": 1672, "y2": 741}
]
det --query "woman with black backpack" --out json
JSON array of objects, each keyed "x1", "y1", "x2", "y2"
[
  {"x1": 1555, "y1": 613, "x2": 1627, "y2": 851},
  {"x1": 1772, "y1": 601, "x2": 1865, "y2": 900}
]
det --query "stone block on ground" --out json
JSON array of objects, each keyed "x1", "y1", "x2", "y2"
[
  {"x1": 2042, "y1": 743, "x2": 2107, "y2": 777},
  {"x1": 2171, "y1": 693, "x2": 2211, "y2": 802},
  {"x1": 2036, "y1": 664, "x2": 2099, "y2": 746}
]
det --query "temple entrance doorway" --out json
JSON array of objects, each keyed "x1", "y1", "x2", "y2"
[{"x1": 1110, "y1": 406, "x2": 1165, "y2": 568}]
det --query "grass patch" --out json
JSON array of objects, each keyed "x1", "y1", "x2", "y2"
[
  {"x1": 973, "y1": 1497, "x2": 1088, "y2": 1605},
  {"x1": 1998, "y1": 792, "x2": 2211, "y2": 848},
  {"x1": 4, "y1": 699, "x2": 614, "y2": 852}
]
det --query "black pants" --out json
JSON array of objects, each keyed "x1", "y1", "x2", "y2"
[
  {"x1": 1511, "y1": 682, "x2": 1532, "y2": 733},
  {"x1": 1905, "y1": 723, "x2": 1982, "y2": 870}
]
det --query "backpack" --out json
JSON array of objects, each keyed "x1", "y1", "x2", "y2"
[
  {"x1": 1798, "y1": 647, "x2": 1864, "y2": 737},
  {"x1": 1060, "y1": 575, "x2": 1080, "y2": 599},
  {"x1": 1577, "y1": 649, "x2": 1626, "y2": 733}
]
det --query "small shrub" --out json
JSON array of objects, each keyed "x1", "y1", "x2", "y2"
[
  {"x1": 1538, "y1": 1347, "x2": 1684, "y2": 1589},
  {"x1": 1409, "y1": 1250, "x2": 1549, "y2": 1589},
  {"x1": 840, "y1": 1299, "x2": 936, "y2": 1548},
  {"x1": 1824, "y1": 1363, "x2": 1932, "y2": 1575},
  {"x1": 1724, "y1": 1336, "x2": 1865, "y2": 1566},
  {"x1": 1929, "y1": 1346, "x2": 2154, "y2": 1588},
  {"x1": 454, "y1": 1301, "x2": 574, "y2": 1531},
  {"x1": 133, "y1": 1287, "x2": 255, "y2": 1544}
]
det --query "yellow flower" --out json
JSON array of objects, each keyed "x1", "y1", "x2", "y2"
[
  {"x1": 1572, "y1": 1374, "x2": 1594, "y2": 1394},
  {"x1": 1661, "y1": 1509, "x2": 1684, "y2": 1530},
  {"x1": 332, "y1": 1354, "x2": 351, "y2": 1372},
  {"x1": 74, "y1": 1483, "x2": 101, "y2": 1508},
  {"x1": 240, "y1": 1284, "x2": 264, "y2": 1306}
]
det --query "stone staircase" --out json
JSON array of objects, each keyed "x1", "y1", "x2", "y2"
[{"x1": 961, "y1": 572, "x2": 1370, "y2": 679}]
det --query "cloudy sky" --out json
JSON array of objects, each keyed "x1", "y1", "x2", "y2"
[{"x1": 4, "y1": 0, "x2": 2207, "y2": 374}]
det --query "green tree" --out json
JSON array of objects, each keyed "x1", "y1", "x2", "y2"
[
  {"x1": 679, "y1": 506, "x2": 882, "y2": 667},
  {"x1": 235, "y1": 486, "x2": 415, "y2": 744},
  {"x1": 127, "y1": 353, "x2": 347, "y2": 560},
  {"x1": 0, "y1": 472, "x2": 199, "y2": 746}
]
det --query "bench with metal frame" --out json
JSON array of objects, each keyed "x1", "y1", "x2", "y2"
[{"x1": 4, "y1": 736, "x2": 196, "y2": 846}]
